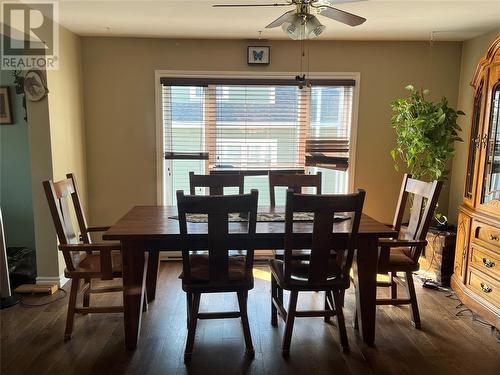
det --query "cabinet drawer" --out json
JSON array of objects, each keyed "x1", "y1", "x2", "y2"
[
  {"x1": 470, "y1": 246, "x2": 500, "y2": 280},
  {"x1": 467, "y1": 269, "x2": 500, "y2": 309},
  {"x1": 472, "y1": 220, "x2": 500, "y2": 253}
]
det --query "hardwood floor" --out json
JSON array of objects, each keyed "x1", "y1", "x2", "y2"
[{"x1": 1, "y1": 262, "x2": 499, "y2": 375}]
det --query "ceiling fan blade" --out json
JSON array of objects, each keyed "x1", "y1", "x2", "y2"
[
  {"x1": 213, "y1": 3, "x2": 291, "y2": 7},
  {"x1": 265, "y1": 10, "x2": 295, "y2": 28},
  {"x1": 318, "y1": 6, "x2": 366, "y2": 26}
]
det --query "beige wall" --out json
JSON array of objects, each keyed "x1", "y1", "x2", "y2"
[
  {"x1": 81, "y1": 38, "x2": 462, "y2": 225},
  {"x1": 26, "y1": 25, "x2": 87, "y2": 283},
  {"x1": 45, "y1": 25, "x2": 88, "y2": 277},
  {"x1": 447, "y1": 29, "x2": 500, "y2": 224},
  {"x1": 25, "y1": 73, "x2": 59, "y2": 283},
  {"x1": 47, "y1": 26, "x2": 88, "y2": 209}
]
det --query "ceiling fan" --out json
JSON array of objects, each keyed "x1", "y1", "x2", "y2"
[{"x1": 213, "y1": 0, "x2": 367, "y2": 40}]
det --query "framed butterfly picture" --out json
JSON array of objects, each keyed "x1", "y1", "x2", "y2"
[{"x1": 247, "y1": 46, "x2": 270, "y2": 65}]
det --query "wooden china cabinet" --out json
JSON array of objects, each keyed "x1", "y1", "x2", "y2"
[{"x1": 452, "y1": 36, "x2": 500, "y2": 327}]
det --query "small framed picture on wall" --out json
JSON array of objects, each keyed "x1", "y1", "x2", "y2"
[
  {"x1": 0, "y1": 87, "x2": 13, "y2": 125},
  {"x1": 248, "y1": 46, "x2": 270, "y2": 65}
]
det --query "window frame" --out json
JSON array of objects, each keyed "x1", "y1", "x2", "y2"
[{"x1": 155, "y1": 70, "x2": 360, "y2": 205}]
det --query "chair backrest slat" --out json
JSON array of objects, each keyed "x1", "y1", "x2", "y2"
[
  {"x1": 405, "y1": 178, "x2": 434, "y2": 197},
  {"x1": 392, "y1": 174, "x2": 443, "y2": 242},
  {"x1": 59, "y1": 196, "x2": 79, "y2": 245},
  {"x1": 415, "y1": 180, "x2": 442, "y2": 241},
  {"x1": 208, "y1": 212, "x2": 229, "y2": 282},
  {"x1": 308, "y1": 212, "x2": 336, "y2": 284},
  {"x1": 53, "y1": 178, "x2": 75, "y2": 199},
  {"x1": 43, "y1": 174, "x2": 95, "y2": 273},
  {"x1": 284, "y1": 189, "x2": 365, "y2": 286},
  {"x1": 67, "y1": 173, "x2": 91, "y2": 244},
  {"x1": 189, "y1": 172, "x2": 244, "y2": 195},
  {"x1": 44, "y1": 178, "x2": 78, "y2": 245},
  {"x1": 269, "y1": 172, "x2": 322, "y2": 207},
  {"x1": 392, "y1": 174, "x2": 411, "y2": 233},
  {"x1": 177, "y1": 189, "x2": 258, "y2": 285},
  {"x1": 406, "y1": 194, "x2": 424, "y2": 238}
]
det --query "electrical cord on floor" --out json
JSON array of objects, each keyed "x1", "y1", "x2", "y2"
[
  {"x1": 413, "y1": 270, "x2": 498, "y2": 342},
  {"x1": 417, "y1": 230, "x2": 500, "y2": 342},
  {"x1": 439, "y1": 285, "x2": 499, "y2": 341},
  {"x1": 19, "y1": 288, "x2": 67, "y2": 308},
  {"x1": 454, "y1": 304, "x2": 499, "y2": 342}
]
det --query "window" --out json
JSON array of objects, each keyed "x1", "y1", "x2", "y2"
[{"x1": 161, "y1": 77, "x2": 356, "y2": 205}]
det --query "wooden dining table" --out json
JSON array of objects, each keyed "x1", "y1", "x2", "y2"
[{"x1": 103, "y1": 205, "x2": 397, "y2": 350}]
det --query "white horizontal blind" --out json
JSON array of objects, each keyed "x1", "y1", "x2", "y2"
[
  {"x1": 162, "y1": 79, "x2": 355, "y2": 204},
  {"x1": 162, "y1": 86, "x2": 206, "y2": 199},
  {"x1": 208, "y1": 85, "x2": 307, "y2": 169}
]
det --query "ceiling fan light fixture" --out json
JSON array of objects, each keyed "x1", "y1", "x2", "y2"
[
  {"x1": 281, "y1": 14, "x2": 306, "y2": 40},
  {"x1": 280, "y1": 14, "x2": 325, "y2": 40},
  {"x1": 306, "y1": 15, "x2": 325, "y2": 38}
]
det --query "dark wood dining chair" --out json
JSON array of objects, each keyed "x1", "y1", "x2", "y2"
[
  {"x1": 268, "y1": 171, "x2": 322, "y2": 207},
  {"x1": 270, "y1": 189, "x2": 365, "y2": 356},
  {"x1": 189, "y1": 171, "x2": 244, "y2": 195},
  {"x1": 43, "y1": 173, "x2": 123, "y2": 340},
  {"x1": 269, "y1": 172, "x2": 322, "y2": 260},
  {"x1": 356, "y1": 174, "x2": 442, "y2": 329},
  {"x1": 177, "y1": 189, "x2": 258, "y2": 363}
]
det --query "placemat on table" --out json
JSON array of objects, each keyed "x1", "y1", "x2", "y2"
[{"x1": 169, "y1": 212, "x2": 350, "y2": 223}]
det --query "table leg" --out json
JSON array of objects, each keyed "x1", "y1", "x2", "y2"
[
  {"x1": 146, "y1": 250, "x2": 160, "y2": 302},
  {"x1": 353, "y1": 236, "x2": 378, "y2": 345},
  {"x1": 122, "y1": 240, "x2": 148, "y2": 350}
]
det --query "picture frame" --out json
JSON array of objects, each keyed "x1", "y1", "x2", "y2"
[
  {"x1": 0, "y1": 87, "x2": 13, "y2": 125},
  {"x1": 247, "y1": 46, "x2": 270, "y2": 65}
]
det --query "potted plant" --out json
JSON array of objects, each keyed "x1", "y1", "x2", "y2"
[{"x1": 390, "y1": 85, "x2": 465, "y2": 230}]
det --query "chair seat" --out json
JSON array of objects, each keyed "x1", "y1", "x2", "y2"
[
  {"x1": 66, "y1": 251, "x2": 122, "y2": 277},
  {"x1": 269, "y1": 259, "x2": 349, "y2": 291},
  {"x1": 388, "y1": 247, "x2": 419, "y2": 271},
  {"x1": 180, "y1": 254, "x2": 253, "y2": 292}
]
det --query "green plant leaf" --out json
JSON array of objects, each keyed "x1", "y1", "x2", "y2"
[
  {"x1": 390, "y1": 85, "x2": 464, "y2": 181},
  {"x1": 390, "y1": 149, "x2": 397, "y2": 161}
]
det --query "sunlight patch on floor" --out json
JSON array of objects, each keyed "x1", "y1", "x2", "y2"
[
  {"x1": 253, "y1": 267, "x2": 271, "y2": 281},
  {"x1": 349, "y1": 268, "x2": 391, "y2": 282}
]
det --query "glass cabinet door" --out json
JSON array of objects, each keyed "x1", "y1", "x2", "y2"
[
  {"x1": 481, "y1": 83, "x2": 500, "y2": 204},
  {"x1": 464, "y1": 82, "x2": 483, "y2": 201}
]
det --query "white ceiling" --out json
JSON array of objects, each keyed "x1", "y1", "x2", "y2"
[{"x1": 54, "y1": 0, "x2": 500, "y2": 41}]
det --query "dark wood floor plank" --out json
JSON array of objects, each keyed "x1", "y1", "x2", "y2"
[{"x1": 1, "y1": 262, "x2": 499, "y2": 375}]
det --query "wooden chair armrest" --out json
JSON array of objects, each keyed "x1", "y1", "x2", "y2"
[
  {"x1": 87, "y1": 226, "x2": 111, "y2": 232},
  {"x1": 58, "y1": 243, "x2": 121, "y2": 252},
  {"x1": 378, "y1": 239, "x2": 427, "y2": 247},
  {"x1": 59, "y1": 243, "x2": 120, "y2": 280},
  {"x1": 377, "y1": 239, "x2": 426, "y2": 273}
]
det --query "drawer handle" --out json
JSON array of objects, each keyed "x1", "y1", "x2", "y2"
[
  {"x1": 489, "y1": 234, "x2": 499, "y2": 241},
  {"x1": 482, "y1": 258, "x2": 495, "y2": 268},
  {"x1": 480, "y1": 282, "x2": 492, "y2": 293}
]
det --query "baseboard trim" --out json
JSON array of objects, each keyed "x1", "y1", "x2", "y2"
[{"x1": 36, "y1": 275, "x2": 69, "y2": 288}]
